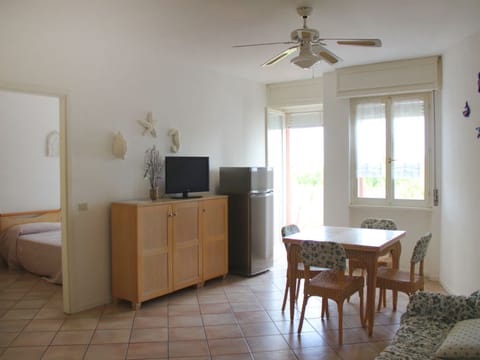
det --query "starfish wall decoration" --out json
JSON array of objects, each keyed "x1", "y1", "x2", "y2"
[{"x1": 138, "y1": 112, "x2": 157, "y2": 137}]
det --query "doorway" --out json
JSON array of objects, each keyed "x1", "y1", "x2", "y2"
[
  {"x1": 285, "y1": 124, "x2": 324, "y2": 229},
  {"x1": 267, "y1": 108, "x2": 324, "y2": 261},
  {"x1": 0, "y1": 86, "x2": 70, "y2": 312}
]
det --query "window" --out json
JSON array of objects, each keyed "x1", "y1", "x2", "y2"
[{"x1": 351, "y1": 93, "x2": 432, "y2": 207}]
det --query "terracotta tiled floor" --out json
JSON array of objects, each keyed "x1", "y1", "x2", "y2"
[{"x1": 0, "y1": 261, "x2": 446, "y2": 360}]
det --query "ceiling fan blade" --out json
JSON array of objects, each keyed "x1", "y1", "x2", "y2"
[
  {"x1": 333, "y1": 38, "x2": 382, "y2": 47},
  {"x1": 262, "y1": 45, "x2": 298, "y2": 67},
  {"x1": 233, "y1": 41, "x2": 296, "y2": 48},
  {"x1": 312, "y1": 44, "x2": 342, "y2": 65}
]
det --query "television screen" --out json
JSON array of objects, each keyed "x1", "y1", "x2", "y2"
[{"x1": 165, "y1": 156, "x2": 210, "y2": 198}]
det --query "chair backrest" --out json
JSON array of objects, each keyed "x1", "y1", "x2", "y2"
[
  {"x1": 281, "y1": 224, "x2": 300, "y2": 237},
  {"x1": 300, "y1": 241, "x2": 347, "y2": 271},
  {"x1": 410, "y1": 232, "x2": 432, "y2": 264},
  {"x1": 360, "y1": 218, "x2": 398, "y2": 230}
]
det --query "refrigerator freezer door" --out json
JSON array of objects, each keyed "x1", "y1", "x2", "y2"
[
  {"x1": 249, "y1": 191, "x2": 274, "y2": 275},
  {"x1": 250, "y1": 167, "x2": 273, "y2": 193},
  {"x1": 219, "y1": 167, "x2": 273, "y2": 194}
]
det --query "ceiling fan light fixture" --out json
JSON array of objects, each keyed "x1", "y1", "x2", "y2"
[{"x1": 290, "y1": 42, "x2": 320, "y2": 69}]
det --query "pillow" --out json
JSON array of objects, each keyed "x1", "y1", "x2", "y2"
[
  {"x1": 17, "y1": 222, "x2": 61, "y2": 235},
  {"x1": 435, "y1": 318, "x2": 480, "y2": 358}
]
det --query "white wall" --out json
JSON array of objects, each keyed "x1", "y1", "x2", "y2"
[
  {"x1": 0, "y1": 2, "x2": 266, "y2": 312},
  {"x1": 440, "y1": 31, "x2": 480, "y2": 295},
  {"x1": 0, "y1": 90, "x2": 60, "y2": 212}
]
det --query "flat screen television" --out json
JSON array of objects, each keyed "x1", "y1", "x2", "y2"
[{"x1": 165, "y1": 156, "x2": 210, "y2": 198}]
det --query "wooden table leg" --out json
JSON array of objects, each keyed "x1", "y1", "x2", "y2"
[
  {"x1": 286, "y1": 244, "x2": 298, "y2": 322},
  {"x1": 364, "y1": 253, "x2": 378, "y2": 337}
]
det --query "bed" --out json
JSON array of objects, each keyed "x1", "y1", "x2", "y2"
[{"x1": 0, "y1": 209, "x2": 62, "y2": 284}]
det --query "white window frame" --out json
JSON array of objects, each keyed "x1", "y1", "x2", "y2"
[{"x1": 350, "y1": 92, "x2": 434, "y2": 208}]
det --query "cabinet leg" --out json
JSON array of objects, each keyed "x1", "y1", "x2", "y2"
[
  {"x1": 132, "y1": 302, "x2": 141, "y2": 310},
  {"x1": 196, "y1": 282, "x2": 205, "y2": 288}
]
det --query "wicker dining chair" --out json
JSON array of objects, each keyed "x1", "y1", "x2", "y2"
[
  {"x1": 280, "y1": 224, "x2": 323, "y2": 311},
  {"x1": 376, "y1": 232, "x2": 432, "y2": 311},
  {"x1": 298, "y1": 241, "x2": 365, "y2": 345}
]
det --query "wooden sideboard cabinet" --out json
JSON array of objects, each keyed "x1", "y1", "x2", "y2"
[{"x1": 111, "y1": 195, "x2": 228, "y2": 309}]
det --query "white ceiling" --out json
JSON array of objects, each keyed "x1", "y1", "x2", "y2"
[{"x1": 153, "y1": 0, "x2": 480, "y2": 84}]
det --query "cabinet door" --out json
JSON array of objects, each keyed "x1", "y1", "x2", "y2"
[
  {"x1": 202, "y1": 198, "x2": 228, "y2": 280},
  {"x1": 138, "y1": 204, "x2": 171, "y2": 300},
  {"x1": 172, "y1": 201, "x2": 201, "y2": 290}
]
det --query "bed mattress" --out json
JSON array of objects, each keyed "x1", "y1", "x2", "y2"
[{"x1": 0, "y1": 222, "x2": 62, "y2": 284}]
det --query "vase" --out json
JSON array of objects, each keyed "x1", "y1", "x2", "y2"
[{"x1": 149, "y1": 188, "x2": 159, "y2": 201}]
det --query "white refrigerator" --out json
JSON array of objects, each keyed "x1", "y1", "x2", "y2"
[{"x1": 219, "y1": 167, "x2": 274, "y2": 276}]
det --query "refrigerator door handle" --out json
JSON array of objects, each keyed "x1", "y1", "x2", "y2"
[{"x1": 249, "y1": 190, "x2": 273, "y2": 196}]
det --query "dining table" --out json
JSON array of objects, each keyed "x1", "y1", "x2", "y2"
[{"x1": 282, "y1": 225, "x2": 406, "y2": 337}]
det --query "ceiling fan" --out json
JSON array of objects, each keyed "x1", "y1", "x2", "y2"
[{"x1": 233, "y1": 6, "x2": 382, "y2": 69}]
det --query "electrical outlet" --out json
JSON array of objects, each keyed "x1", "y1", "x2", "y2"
[{"x1": 78, "y1": 203, "x2": 88, "y2": 211}]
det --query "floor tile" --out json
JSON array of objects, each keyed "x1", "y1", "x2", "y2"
[
  {"x1": 126, "y1": 341, "x2": 168, "y2": 359},
  {"x1": 202, "y1": 313, "x2": 237, "y2": 326},
  {"x1": 168, "y1": 314, "x2": 203, "y2": 327},
  {"x1": 130, "y1": 327, "x2": 168, "y2": 343},
  {"x1": 294, "y1": 346, "x2": 342, "y2": 360},
  {"x1": 1, "y1": 308, "x2": 38, "y2": 320},
  {"x1": 246, "y1": 334, "x2": 290, "y2": 352},
  {"x1": 97, "y1": 314, "x2": 134, "y2": 329},
  {"x1": 0, "y1": 332, "x2": 18, "y2": 347},
  {"x1": 0, "y1": 346, "x2": 47, "y2": 360},
  {"x1": 60, "y1": 317, "x2": 99, "y2": 330},
  {"x1": 239, "y1": 322, "x2": 280, "y2": 336},
  {"x1": 24, "y1": 319, "x2": 64, "y2": 331},
  {"x1": 91, "y1": 328, "x2": 131, "y2": 344},
  {"x1": 204, "y1": 324, "x2": 244, "y2": 339},
  {"x1": 52, "y1": 330, "x2": 94, "y2": 345},
  {"x1": 234, "y1": 311, "x2": 271, "y2": 324},
  {"x1": 41, "y1": 345, "x2": 87, "y2": 360},
  {"x1": 133, "y1": 316, "x2": 168, "y2": 328},
  {"x1": 200, "y1": 302, "x2": 231, "y2": 314},
  {"x1": 11, "y1": 330, "x2": 56, "y2": 346},
  {"x1": 252, "y1": 350, "x2": 297, "y2": 360},
  {"x1": 168, "y1": 304, "x2": 201, "y2": 316},
  {"x1": 83, "y1": 343, "x2": 128, "y2": 360},
  {"x1": 207, "y1": 338, "x2": 250, "y2": 355},
  {"x1": 0, "y1": 319, "x2": 29, "y2": 332},
  {"x1": 169, "y1": 326, "x2": 206, "y2": 341},
  {"x1": 168, "y1": 340, "x2": 210, "y2": 357}
]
